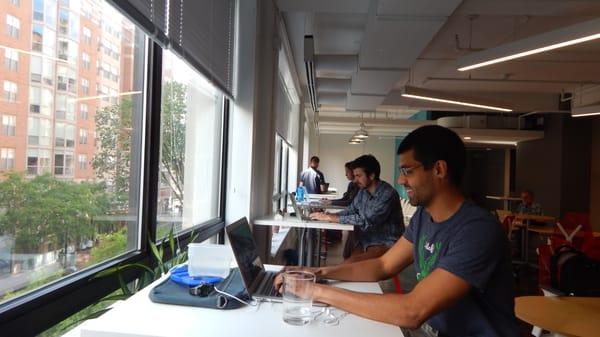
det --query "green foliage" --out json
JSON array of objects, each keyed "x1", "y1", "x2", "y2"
[
  {"x1": 91, "y1": 99, "x2": 133, "y2": 210},
  {"x1": 0, "y1": 173, "x2": 110, "y2": 254},
  {"x1": 160, "y1": 81, "x2": 187, "y2": 205},
  {"x1": 88, "y1": 228, "x2": 128, "y2": 266}
]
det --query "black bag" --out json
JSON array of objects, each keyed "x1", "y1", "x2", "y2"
[
  {"x1": 550, "y1": 245, "x2": 600, "y2": 296},
  {"x1": 149, "y1": 268, "x2": 250, "y2": 309}
]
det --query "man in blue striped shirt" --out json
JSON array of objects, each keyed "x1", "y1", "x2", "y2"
[{"x1": 310, "y1": 155, "x2": 404, "y2": 262}]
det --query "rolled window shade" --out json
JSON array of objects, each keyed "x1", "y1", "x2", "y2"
[
  {"x1": 107, "y1": 0, "x2": 236, "y2": 98},
  {"x1": 168, "y1": 0, "x2": 235, "y2": 98},
  {"x1": 107, "y1": 0, "x2": 168, "y2": 45}
]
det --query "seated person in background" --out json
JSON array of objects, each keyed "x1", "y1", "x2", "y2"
[
  {"x1": 299, "y1": 156, "x2": 326, "y2": 194},
  {"x1": 516, "y1": 189, "x2": 542, "y2": 215},
  {"x1": 310, "y1": 154, "x2": 404, "y2": 263},
  {"x1": 326, "y1": 161, "x2": 359, "y2": 207}
]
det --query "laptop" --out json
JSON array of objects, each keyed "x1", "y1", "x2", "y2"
[
  {"x1": 289, "y1": 193, "x2": 312, "y2": 221},
  {"x1": 226, "y1": 218, "x2": 282, "y2": 302}
]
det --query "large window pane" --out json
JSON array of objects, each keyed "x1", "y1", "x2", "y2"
[
  {"x1": 0, "y1": 0, "x2": 146, "y2": 307},
  {"x1": 157, "y1": 50, "x2": 224, "y2": 239}
]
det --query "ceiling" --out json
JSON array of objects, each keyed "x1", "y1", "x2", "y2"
[{"x1": 278, "y1": 0, "x2": 600, "y2": 140}]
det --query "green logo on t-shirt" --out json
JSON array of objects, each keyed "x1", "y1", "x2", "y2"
[{"x1": 416, "y1": 235, "x2": 441, "y2": 281}]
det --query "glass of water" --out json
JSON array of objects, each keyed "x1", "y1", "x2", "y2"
[{"x1": 282, "y1": 270, "x2": 316, "y2": 325}]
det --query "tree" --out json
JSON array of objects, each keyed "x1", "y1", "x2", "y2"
[
  {"x1": 0, "y1": 173, "x2": 109, "y2": 257},
  {"x1": 91, "y1": 99, "x2": 133, "y2": 210},
  {"x1": 92, "y1": 82, "x2": 187, "y2": 211},
  {"x1": 159, "y1": 81, "x2": 187, "y2": 205}
]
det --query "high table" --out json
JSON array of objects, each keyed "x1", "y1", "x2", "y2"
[
  {"x1": 485, "y1": 195, "x2": 522, "y2": 210},
  {"x1": 515, "y1": 296, "x2": 600, "y2": 337},
  {"x1": 254, "y1": 214, "x2": 352, "y2": 266},
  {"x1": 66, "y1": 265, "x2": 404, "y2": 337},
  {"x1": 512, "y1": 214, "x2": 556, "y2": 266}
]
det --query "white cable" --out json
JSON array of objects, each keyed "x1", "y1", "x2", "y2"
[{"x1": 213, "y1": 285, "x2": 260, "y2": 307}]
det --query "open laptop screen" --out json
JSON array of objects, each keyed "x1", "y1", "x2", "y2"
[{"x1": 226, "y1": 218, "x2": 264, "y2": 292}]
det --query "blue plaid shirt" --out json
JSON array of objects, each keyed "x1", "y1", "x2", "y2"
[{"x1": 338, "y1": 180, "x2": 404, "y2": 249}]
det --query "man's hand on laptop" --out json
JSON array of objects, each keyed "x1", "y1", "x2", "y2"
[
  {"x1": 273, "y1": 266, "x2": 324, "y2": 293},
  {"x1": 309, "y1": 212, "x2": 339, "y2": 222}
]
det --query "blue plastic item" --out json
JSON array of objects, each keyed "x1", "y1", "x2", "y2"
[
  {"x1": 296, "y1": 185, "x2": 306, "y2": 202},
  {"x1": 169, "y1": 265, "x2": 224, "y2": 287}
]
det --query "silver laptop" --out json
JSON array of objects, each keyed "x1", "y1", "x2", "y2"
[{"x1": 226, "y1": 218, "x2": 282, "y2": 302}]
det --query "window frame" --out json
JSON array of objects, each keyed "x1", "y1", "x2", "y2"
[{"x1": 0, "y1": 39, "x2": 230, "y2": 336}]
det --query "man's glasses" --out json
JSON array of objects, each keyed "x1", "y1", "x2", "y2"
[{"x1": 399, "y1": 164, "x2": 423, "y2": 177}]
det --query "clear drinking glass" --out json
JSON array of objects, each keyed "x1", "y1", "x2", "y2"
[{"x1": 282, "y1": 271, "x2": 316, "y2": 325}]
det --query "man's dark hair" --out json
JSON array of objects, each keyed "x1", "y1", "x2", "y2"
[
  {"x1": 397, "y1": 125, "x2": 466, "y2": 187},
  {"x1": 522, "y1": 189, "x2": 534, "y2": 197},
  {"x1": 352, "y1": 155, "x2": 380, "y2": 180},
  {"x1": 344, "y1": 161, "x2": 355, "y2": 170},
  {"x1": 310, "y1": 156, "x2": 320, "y2": 163}
]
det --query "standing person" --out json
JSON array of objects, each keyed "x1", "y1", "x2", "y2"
[
  {"x1": 277, "y1": 125, "x2": 518, "y2": 337},
  {"x1": 310, "y1": 155, "x2": 404, "y2": 263},
  {"x1": 299, "y1": 156, "x2": 326, "y2": 194},
  {"x1": 516, "y1": 189, "x2": 543, "y2": 215}
]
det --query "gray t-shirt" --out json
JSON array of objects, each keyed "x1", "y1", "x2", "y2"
[
  {"x1": 299, "y1": 167, "x2": 325, "y2": 194},
  {"x1": 403, "y1": 201, "x2": 519, "y2": 337}
]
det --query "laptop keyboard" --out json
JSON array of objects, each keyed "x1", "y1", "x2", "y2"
[{"x1": 257, "y1": 272, "x2": 281, "y2": 297}]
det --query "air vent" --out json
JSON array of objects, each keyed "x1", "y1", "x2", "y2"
[{"x1": 304, "y1": 35, "x2": 318, "y2": 112}]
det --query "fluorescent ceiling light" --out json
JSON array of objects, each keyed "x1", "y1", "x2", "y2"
[
  {"x1": 465, "y1": 140, "x2": 518, "y2": 146},
  {"x1": 572, "y1": 104, "x2": 600, "y2": 118},
  {"x1": 401, "y1": 86, "x2": 513, "y2": 112},
  {"x1": 0, "y1": 44, "x2": 72, "y2": 64},
  {"x1": 70, "y1": 91, "x2": 142, "y2": 102},
  {"x1": 458, "y1": 18, "x2": 600, "y2": 71},
  {"x1": 463, "y1": 136, "x2": 472, "y2": 140}
]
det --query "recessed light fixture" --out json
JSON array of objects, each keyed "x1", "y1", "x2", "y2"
[
  {"x1": 401, "y1": 86, "x2": 512, "y2": 112},
  {"x1": 571, "y1": 104, "x2": 600, "y2": 118},
  {"x1": 457, "y1": 18, "x2": 600, "y2": 71},
  {"x1": 464, "y1": 136, "x2": 472, "y2": 140}
]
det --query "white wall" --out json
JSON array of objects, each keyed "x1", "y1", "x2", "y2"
[{"x1": 316, "y1": 134, "x2": 397, "y2": 194}]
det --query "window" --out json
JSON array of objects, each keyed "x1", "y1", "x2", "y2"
[
  {"x1": 79, "y1": 103, "x2": 88, "y2": 120},
  {"x1": 10, "y1": 0, "x2": 20, "y2": 7},
  {"x1": 30, "y1": 86, "x2": 53, "y2": 115},
  {"x1": 29, "y1": 86, "x2": 41, "y2": 113},
  {"x1": 79, "y1": 128, "x2": 87, "y2": 144},
  {"x1": 0, "y1": 148, "x2": 15, "y2": 171},
  {"x1": 82, "y1": 26, "x2": 91, "y2": 44},
  {"x1": 42, "y1": 58, "x2": 54, "y2": 85},
  {"x1": 2, "y1": 115, "x2": 16, "y2": 136},
  {"x1": 6, "y1": 14, "x2": 20, "y2": 38},
  {"x1": 4, "y1": 81, "x2": 17, "y2": 102},
  {"x1": 54, "y1": 151, "x2": 74, "y2": 176},
  {"x1": 54, "y1": 122, "x2": 75, "y2": 148},
  {"x1": 81, "y1": 78, "x2": 89, "y2": 95},
  {"x1": 82, "y1": 52, "x2": 90, "y2": 70},
  {"x1": 156, "y1": 50, "x2": 225, "y2": 238},
  {"x1": 55, "y1": 94, "x2": 75, "y2": 120},
  {"x1": 57, "y1": 65, "x2": 77, "y2": 93},
  {"x1": 33, "y1": 0, "x2": 43, "y2": 21},
  {"x1": 28, "y1": 117, "x2": 51, "y2": 146},
  {"x1": 27, "y1": 148, "x2": 51, "y2": 175},
  {"x1": 272, "y1": 135, "x2": 291, "y2": 212},
  {"x1": 30, "y1": 56, "x2": 42, "y2": 82},
  {"x1": 78, "y1": 154, "x2": 87, "y2": 170},
  {"x1": 4, "y1": 48, "x2": 18, "y2": 71}
]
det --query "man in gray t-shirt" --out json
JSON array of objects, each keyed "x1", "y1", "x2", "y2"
[
  {"x1": 275, "y1": 126, "x2": 518, "y2": 337},
  {"x1": 299, "y1": 156, "x2": 326, "y2": 194}
]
